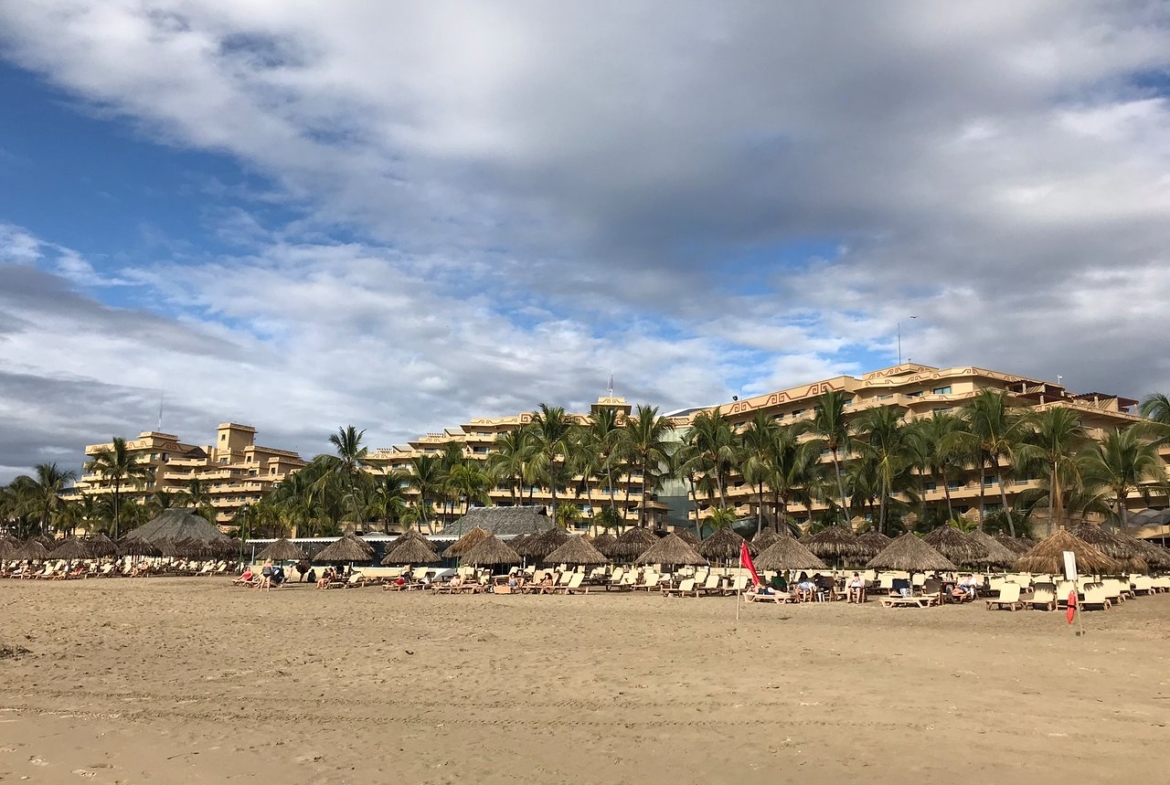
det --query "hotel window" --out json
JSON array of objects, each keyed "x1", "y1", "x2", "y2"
[
  {"x1": 947, "y1": 480, "x2": 963, "y2": 489},
  {"x1": 905, "y1": 391, "x2": 923, "y2": 398},
  {"x1": 932, "y1": 386, "x2": 952, "y2": 395},
  {"x1": 983, "y1": 476, "x2": 997, "y2": 486},
  {"x1": 923, "y1": 481, "x2": 937, "y2": 491}
]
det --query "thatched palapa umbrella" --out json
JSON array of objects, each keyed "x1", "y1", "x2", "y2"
[
  {"x1": 589, "y1": 532, "x2": 616, "y2": 554},
  {"x1": 604, "y1": 527, "x2": 659, "y2": 561},
  {"x1": 698, "y1": 527, "x2": 754, "y2": 562},
  {"x1": 635, "y1": 533, "x2": 707, "y2": 567},
  {"x1": 50, "y1": 537, "x2": 93, "y2": 560},
  {"x1": 750, "y1": 529, "x2": 785, "y2": 552},
  {"x1": 518, "y1": 526, "x2": 570, "y2": 561},
  {"x1": 11, "y1": 539, "x2": 51, "y2": 562},
  {"x1": 866, "y1": 533, "x2": 958, "y2": 572},
  {"x1": 804, "y1": 526, "x2": 868, "y2": 565},
  {"x1": 256, "y1": 538, "x2": 307, "y2": 563},
  {"x1": 966, "y1": 529, "x2": 1019, "y2": 567},
  {"x1": 1118, "y1": 534, "x2": 1170, "y2": 571},
  {"x1": 1069, "y1": 524, "x2": 1148, "y2": 572},
  {"x1": 996, "y1": 534, "x2": 1032, "y2": 555},
  {"x1": 0, "y1": 535, "x2": 19, "y2": 560},
  {"x1": 87, "y1": 533, "x2": 119, "y2": 559},
  {"x1": 1014, "y1": 528, "x2": 1123, "y2": 575},
  {"x1": 856, "y1": 530, "x2": 891, "y2": 552},
  {"x1": 460, "y1": 534, "x2": 521, "y2": 568},
  {"x1": 441, "y1": 527, "x2": 491, "y2": 559},
  {"x1": 923, "y1": 526, "x2": 990, "y2": 567},
  {"x1": 314, "y1": 533, "x2": 375, "y2": 564},
  {"x1": 381, "y1": 537, "x2": 442, "y2": 566},
  {"x1": 543, "y1": 536, "x2": 609, "y2": 567},
  {"x1": 389, "y1": 529, "x2": 439, "y2": 552},
  {"x1": 676, "y1": 529, "x2": 701, "y2": 547},
  {"x1": 754, "y1": 537, "x2": 828, "y2": 572}
]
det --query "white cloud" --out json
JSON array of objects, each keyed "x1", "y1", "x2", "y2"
[{"x1": 3, "y1": 2, "x2": 1170, "y2": 478}]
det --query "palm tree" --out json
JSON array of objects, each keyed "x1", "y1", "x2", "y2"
[
  {"x1": 765, "y1": 426, "x2": 823, "y2": 533},
  {"x1": 951, "y1": 390, "x2": 1031, "y2": 535},
  {"x1": 447, "y1": 461, "x2": 492, "y2": 514},
  {"x1": 147, "y1": 489, "x2": 180, "y2": 516},
  {"x1": 527, "y1": 404, "x2": 579, "y2": 523},
  {"x1": 406, "y1": 454, "x2": 444, "y2": 533},
  {"x1": 1139, "y1": 392, "x2": 1170, "y2": 444},
  {"x1": 324, "y1": 425, "x2": 370, "y2": 528},
  {"x1": 1016, "y1": 407, "x2": 1087, "y2": 527},
  {"x1": 706, "y1": 505, "x2": 738, "y2": 531},
  {"x1": 740, "y1": 411, "x2": 779, "y2": 535},
  {"x1": 623, "y1": 404, "x2": 676, "y2": 528},
  {"x1": 906, "y1": 412, "x2": 963, "y2": 520},
  {"x1": 486, "y1": 427, "x2": 535, "y2": 504},
  {"x1": 85, "y1": 437, "x2": 154, "y2": 539},
  {"x1": 854, "y1": 407, "x2": 911, "y2": 534},
  {"x1": 20, "y1": 463, "x2": 77, "y2": 535},
  {"x1": 684, "y1": 409, "x2": 737, "y2": 507},
  {"x1": 578, "y1": 406, "x2": 626, "y2": 521},
  {"x1": 1079, "y1": 427, "x2": 1166, "y2": 530},
  {"x1": 184, "y1": 477, "x2": 216, "y2": 522},
  {"x1": 809, "y1": 390, "x2": 853, "y2": 524}
]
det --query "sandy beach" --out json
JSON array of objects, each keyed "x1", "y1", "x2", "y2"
[{"x1": 2, "y1": 578, "x2": 1169, "y2": 784}]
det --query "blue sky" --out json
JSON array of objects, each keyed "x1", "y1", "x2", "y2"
[{"x1": 2, "y1": 2, "x2": 1170, "y2": 480}]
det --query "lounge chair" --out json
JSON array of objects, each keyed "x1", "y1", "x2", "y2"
[
  {"x1": 745, "y1": 589, "x2": 792, "y2": 604},
  {"x1": 985, "y1": 582, "x2": 1023, "y2": 611},
  {"x1": 1081, "y1": 583, "x2": 1111, "y2": 611},
  {"x1": 662, "y1": 578, "x2": 699, "y2": 598},
  {"x1": 1028, "y1": 582, "x2": 1057, "y2": 611},
  {"x1": 880, "y1": 595, "x2": 936, "y2": 608}
]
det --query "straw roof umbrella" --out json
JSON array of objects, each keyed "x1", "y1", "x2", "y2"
[
  {"x1": 382, "y1": 537, "x2": 442, "y2": 566},
  {"x1": 866, "y1": 534, "x2": 958, "y2": 572},
  {"x1": 50, "y1": 537, "x2": 93, "y2": 560},
  {"x1": 122, "y1": 509, "x2": 225, "y2": 545},
  {"x1": 751, "y1": 529, "x2": 785, "y2": 552},
  {"x1": 11, "y1": 539, "x2": 51, "y2": 562},
  {"x1": 966, "y1": 529, "x2": 1019, "y2": 567},
  {"x1": 543, "y1": 536, "x2": 609, "y2": 567},
  {"x1": 0, "y1": 535, "x2": 18, "y2": 560},
  {"x1": 590, "y1": 532, "x2": 616, "y2": 553},
  {"x1": 1068, "y1": 523, "x2": 1145, "y2": 563},
  {"x1": 634, "y1": 533, "x2": 707, "y2": 566},
  {"x1": 604, "y1": 527, "x2": 660, "y2": 561},
  {"x1": 923, "y1": 526, "x2": 990, "y2": 567},
  {"x1": 117, "y1": 537, "x2": 161, "y2": 557},
  {"x1": 460, "y1": 534, "x2": 522, "y2": 568},
  {"x1": 754, "y1": 537, "x2": 829, "y2": 572},
  {"x1": 996, "y1": 534, "x2": 1033, "y2": 555},
  {"x1": 1014, "y1": 528, "x2": 1124, "y2": 575},
  {"x1": 676, "y1": 529, "x2": 701, "y2": 547},
  {"x1": 389, "y1": 528, "x2": 438, "y2": 553},
  {"x1": 1118, "y1": 534, "x2": 1170, "y2": 571},
  {"x1": 698, "y1": 527, "x2": 754, "y2": 562},
  {"x1": 519, "y1": 526, "x2": 570, "y2": 561},
  {"x1": 314, "y1": 533, "x2": 375, "y2": 564},
  {"x1": 87, "y1": 533, "x2": 119, "y2": 558},
  {"x1": 441, "y1": 526, "x2": 491, "y2": 559},
  {"x1": 256, "y1": 538, "x2": 307, "y2": 562},
  {"x1": 803, "y1": 526, "x2": 868, "y2": 564},
  {"x1": 856, "y1": 530, "x2": 891, "y2": 551}
]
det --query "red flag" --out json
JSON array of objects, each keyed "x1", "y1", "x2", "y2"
[{"x1": 740, "y1": 541, "x2": 760, "y2": 587}]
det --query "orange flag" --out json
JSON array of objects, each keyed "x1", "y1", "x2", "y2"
[{"x1": 740, "y1": 541, "x2": 760, "y2": 587}]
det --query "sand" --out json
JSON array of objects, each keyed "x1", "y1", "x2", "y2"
[{"x1": 2, "y1": 578, "x2": 1169, "y2": 784}]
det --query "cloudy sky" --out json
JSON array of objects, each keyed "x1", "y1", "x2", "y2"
[{"x1": 2, "y1": 2, "x2": 1170, "y2": 482}]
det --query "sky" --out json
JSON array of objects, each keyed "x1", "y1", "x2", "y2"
[{"x1": 2, "y1": 1, "x2": 1170, "y2": 482}]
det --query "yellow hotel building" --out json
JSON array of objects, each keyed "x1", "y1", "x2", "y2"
[
  {"x1": 367, "y1": 363, "x2": 1164, "y2": 534},
  {"x1": 70, "y1": 423, "x2": 307, "y2": 525}
]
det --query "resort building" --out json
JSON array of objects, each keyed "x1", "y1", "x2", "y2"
[
  {"x1": 367, "y1": 363, "x2": 1163, "y2": 535},
  {"x1": 70, "y1": 423, "x2": 307, "y2": 525}
]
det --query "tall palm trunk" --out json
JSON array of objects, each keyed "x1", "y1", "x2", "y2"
[
  {"x1": 976, "y1": 464, "x2": 986, "y2": 532},
  {"x1": 829, "y1": 447, "x2": 847, "y2": 525},
  {"x1": 941, "y1": 471, "x2": 954, "y2": 520},
  {"x1": 996, "y1": 470, "x2": 1015, "y2": 537},
  {"x1": 113, "y1": 477, "x2": 122, "y2": 540}
]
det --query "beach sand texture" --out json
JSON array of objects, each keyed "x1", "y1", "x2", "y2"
[{"x1": 2, "y1": 578, "x2": 1168, "y2": 784}]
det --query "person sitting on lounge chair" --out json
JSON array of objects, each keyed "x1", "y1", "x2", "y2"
[
  {"x1": 316, "y1": 567, "x2": 335, "y2": 589},
  {"x1": 306, "y1": 567, "x2": 317, "y2": 584},
  {"x1": 393, "y1": 574, "x2": 408, "y2": 589},
  {"x1": 770, "y1": 573, "x2": 788, "y2": 593},
  {"x1": 951, "y1": 574, "x2": 977, "y2": 602},
  {"x1": 538, "y1": 573, "x2": 556, "y2": 594},
  {"x1": 848, "y1": 572, "x2": 866, "y2": 603},
  {"x1": 795, "y1": 573, "x2": 815, "y2": 602}
]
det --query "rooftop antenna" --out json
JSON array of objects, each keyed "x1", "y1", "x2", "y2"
[
  {"x1": 607, "y1": 370, "x2": 614, "y2": 397},
  {"x1": 158, "y1": 391, "x2": 165, "y2": 432}
]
